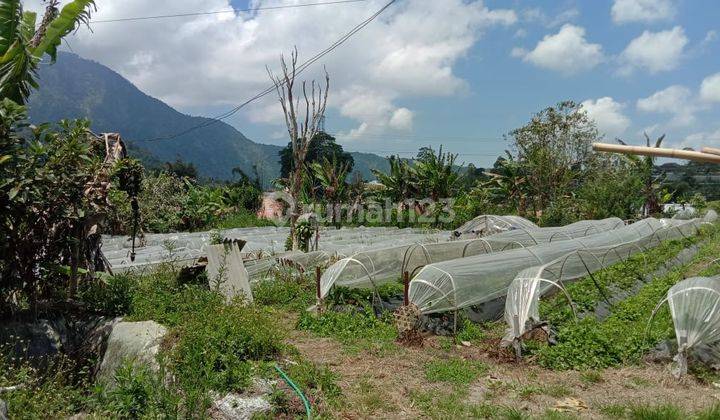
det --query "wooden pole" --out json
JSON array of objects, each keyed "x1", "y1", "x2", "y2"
[
  {"x1": 701, "y1": 147, "x2": 720, "y2": 157},
  {"x1": 592, "y1": 143, "x2": 720, "y2": 164},
  {"x1": 403, "y1": 271, "x2": 409, "y2": 306},
  {"x1": 315, "y1": 265, "x2": 322, "y2": 313}
]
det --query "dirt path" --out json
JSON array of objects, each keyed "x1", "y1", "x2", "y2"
[{"x1": 289, "y1": 331, "x2": 720, "y2": 419}]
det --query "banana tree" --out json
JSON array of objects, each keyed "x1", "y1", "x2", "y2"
[
  {"x1": 0, "y1": 0, "x2": 95, "y2": 104},
  {"x1": 372, "y1": 155, "x2": 418, "y2": 208},
  {"x1": 617, "y1": 133, "x2": 666, "y2": 216},
  {"x1": 310, "y1": 155, "x2": 350, "y2": 227}
]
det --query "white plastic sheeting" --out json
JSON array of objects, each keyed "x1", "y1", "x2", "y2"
[
  {"x1": 504, "y1": 213, "x2": 716, "y2": 343},
  {"x1": 650, "y1": 275, "x2": 720, "y2": 377},
  {"x1": 103, "y1": 226, "x2": 449, "y2": 273},
  {"x1": 453, "y1": 215, "x2": 538, "y2": 239},
  {"x1": 320, "y1": 218, "x2": 624, "y2": 299},
  {"x1": 410, "y1": 215, "x2": 712, "y2": 315}
]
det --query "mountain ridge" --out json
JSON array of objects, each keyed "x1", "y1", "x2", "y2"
[{"x1": 27, "y1": 52, "x2": 388, "y2": 184}]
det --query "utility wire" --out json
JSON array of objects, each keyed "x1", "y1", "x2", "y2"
[
  {"x1": 91, "y1": 0, "x2": 367, "y2": 23},
  {"x1": 143, "y1": 0, "x2": 397, "y2": 142}
]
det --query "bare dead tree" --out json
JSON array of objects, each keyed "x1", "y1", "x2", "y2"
[{"x1": 267, "y1": 48, "x2": 329, "y2": 250}]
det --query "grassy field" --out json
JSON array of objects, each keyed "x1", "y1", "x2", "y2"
[{"x1": 3, "y1": 225, "x2": 720, "y2": 418}]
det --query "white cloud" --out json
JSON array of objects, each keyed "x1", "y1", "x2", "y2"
[
  {"x1": 513, "y1": 24, "x2": 604, "y2": 74},
  {"x1": 28, "y1": 0, "x2": 517, "y2": 141},
  {"x1": 676, "y1": 128, "x2": 720, "y2": 150},
  {"x1": 521, "y1": 7, "x2": 579, "y2": 28},
  {"x1": 580, "y1": 97, "x2": 631, "y2": 137},
  {"x1": 700, "y1": 73, "x2": 720, "y2": 103},
  {"x1": 619, "y1": 26, "x2": 687, "y2": 75},
  {"x1": 611, "y1": 0, "x2": 676, "y2": 24},
  {"x1": 636, "y1": 85, "x2": 696, "y2": 126},
  {"x1": 389, "y1": 108, "x2": 413, "y2": 131}
]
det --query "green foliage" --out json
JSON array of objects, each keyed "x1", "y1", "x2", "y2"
[
  {"x1": 577, "y1": 163, "x2": 644, "y2": 221},
  {"x1": 95, "y1": 361, "x2": 180, "y2": 418},
  {"x1": 0, "y1": 355, "x2": 89, "y2": 419},
  {"x1": 455, "y1": 319, "x2": 486, "y2": 343},
  {"x1": 536, "y1": 228, "x2": 720, "y2": 370},
  {"x1": 253, "y1": 274, "x2": 315, "y2": 310},
  {"x1": 297, "y1": 307, "x2": 397, "y2": 345},
  {"x1": 424, "y1": 359, "x2": 487, "y2": 385},
  {"x1": 107, "y1": 171, "x2": 265, "y2": 234},
  {"x1": 282, "y1": 359, "x2": 342, "y2": 403},
  {"x1": 0, "y1": 0, "x2": 95, "y2": 104},
  {"x1": 280, "y1": 131, "x2": 354, "y2": 179},
  {"x1": 0, "y1": 100, "x2": 118, "y2": 310},
  {"x1": 372, "y1": 146, "x2": 463, "y2": 205},
  {"x1": 77, "y1": 274, "x2": 135, "y2": 316},
  {"x1": 171, "y1": 302, "x2": 285, "y2": 408}
]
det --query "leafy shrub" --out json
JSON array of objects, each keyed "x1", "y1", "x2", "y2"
[
  {"x1": 107, "y1": 172, "x2": 266, "y2": 234},
  {"x1": 77, "y1": 274, "x2": 136, "y2": 316},
  {"x1": 0, "y1": 102, "x2": 119, "y2": 310},
  {"x1": 455, "y1": 319, "x2": 486, "y2": 344}
]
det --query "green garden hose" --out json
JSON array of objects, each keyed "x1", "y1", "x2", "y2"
[{"x1": 274, "y1": 363, "x2": 312, "y2": 420}]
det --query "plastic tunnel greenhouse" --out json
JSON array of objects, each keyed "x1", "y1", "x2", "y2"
[
  {"x1": 319, "y1": 217, "x2": 625, "y2": 299},
  {"x1": 503, "y1": 211, "x2": 717, "y2": 343},
  {"x1": 452, "y1": 214, "x2": 539, "y2": 239},
  {"x1": 409, "y1": 213, "x2": 716, "y2": 316},
  {"x1": 648, "y1": 274, "x2": 720, "y2": 377}
]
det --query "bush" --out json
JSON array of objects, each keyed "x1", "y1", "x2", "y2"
[
  {"x1": 77, "y1": 274, "x2": 136, "y2": 316},
  {"x1": 0, "y1": 101, "x2": 118, "y2": 310},
  {"x1": 107, "y1": 172, "x2": 266, "y2": 234}
]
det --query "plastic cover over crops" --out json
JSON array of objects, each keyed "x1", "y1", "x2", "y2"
[
  {"x1": 410, "y1": 214, "x2": 713, "y2": 315},
  {"x1": 504, "y1": 212, "x2": 716, "y2": 342},
  {"x1": 453, "y1": 214, "x2": 538, "y2": 239},
  {"x1": 320, "y1": 217, "x2": 624, "y2": 299},
  {"x1": 649, "y1": 274, "x2": 720, "y2": 376}
]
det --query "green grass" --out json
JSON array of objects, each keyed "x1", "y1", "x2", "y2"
[
  {"x1": 296, "y1": 307, "x2": 398, "y2": 352},
  {"x1": 424, "y1": 358, "x2": 488, "y2": 385},
  {"x1": 3, "y1": 264, "x2": 340, "y2": 418},
  {"x1": 600, "y1": 403, "x2": 720, "y2": 420}
]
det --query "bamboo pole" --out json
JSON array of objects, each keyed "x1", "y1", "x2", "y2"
[
  {"x1": 592, "y1": 143, "x2": 720, "y2": 164},
  {"x1": 701, "y1": 147, "x2": 720, "y2": 157}
]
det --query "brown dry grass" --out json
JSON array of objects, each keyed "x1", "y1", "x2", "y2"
[{"x1": 287, "y1": 329, "x2": 720, "y2": 419}]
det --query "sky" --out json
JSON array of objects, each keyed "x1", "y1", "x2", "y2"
[{"x1": 26, "y1": 0, "x2": 720, "y2": 168}]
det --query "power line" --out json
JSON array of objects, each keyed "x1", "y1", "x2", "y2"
[
  {"x1": 325, "y1": 132, "x2": 509, "y2": 142},
  {"x1": 91, "y1": 0, "x2": 367, "y2": 23},
  {"x1": 143, "y1": 0, "x2": 397, "y2": 142}
]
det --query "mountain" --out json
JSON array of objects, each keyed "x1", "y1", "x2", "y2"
[{"x1": 27, "y1": 53, "x2": 388, "y2": 184}]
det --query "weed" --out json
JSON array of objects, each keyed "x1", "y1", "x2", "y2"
[
  {"x1": 456, "y1": 318, "x2": 486, "y2": 343},
  {"x1": 253, "y1": 273, "x2": 315, "y2": 310},
  {"x1": 579, "y1": 370, "x2": 603, "y2": 385},
  {"x1": 296, "y1": 307, "x2": 397, "y2": 347},
  {"x1": 424, "y1": 358, "x2": 487, "y2": 385}
]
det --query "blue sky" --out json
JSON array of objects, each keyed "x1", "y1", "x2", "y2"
[
  {"x1": 232, "y1": 0, "x2": 720, "y2": 166},
  {"x1": 43, "y1": 0, "x2": 720, "y2": 168}
]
